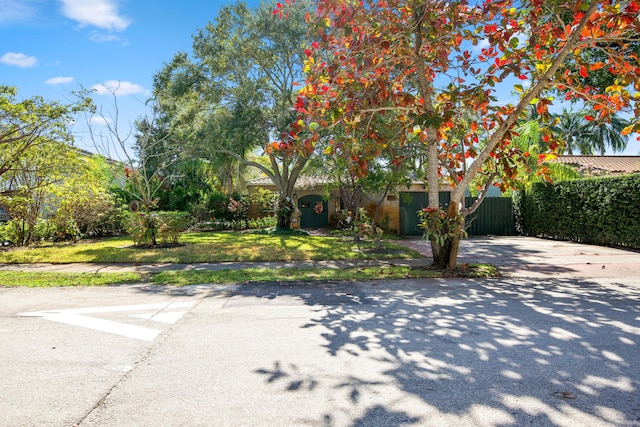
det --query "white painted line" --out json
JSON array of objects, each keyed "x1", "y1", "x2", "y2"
[
  {"x1": 18, "y1": 302, "x2": 195, "y2": 341},
  {"x1": 44, "y1": 312, "x2": 160, "y2": 341},
  {"x1": 44, "y1": 302, "x2": 195, "y2": 315},
  {"x1": 131, "y1": 311, "x2": 187, "y2": 324}
]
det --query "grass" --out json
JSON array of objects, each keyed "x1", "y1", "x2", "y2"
[
  {"x1": 0, "y1": 232, "x2": 421, "y2": 264},
  {"x1": 0, "y1": 264, "x2": 498, "y2": 288},
  {"x1": 150, "y1": 264, "x2": 499, "y2": 286},
  {"x1": 0, "y1": 230, "x2": 500, "y2": 288},
  {"x1": 0, "y1": 271, "x2": 143, "y2": 287}
]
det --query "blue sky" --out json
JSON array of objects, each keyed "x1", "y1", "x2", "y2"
[
  {"x1": 0, "y1": 0, "x2": 260, "y2": 155},
  {"x1": 1, "y1": 0, "x2": 638, "y2": 157}
]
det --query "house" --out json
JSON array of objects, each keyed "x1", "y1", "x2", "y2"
[
  {"x1": 553, "y1": 155, "x2": 640, "y2": 175},
  {"x1": 247, "y1": 176, "x2": 461, "y2": 234}
]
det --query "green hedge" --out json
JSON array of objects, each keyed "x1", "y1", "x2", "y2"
[{"x1": 514, "y1": 175, "x2": 640, "y2": 248}]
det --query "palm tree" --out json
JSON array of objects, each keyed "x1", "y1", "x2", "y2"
[
  {"x1": 550, "y1": 108, "x2": 598, "y2": 155},
  {"x1": 507, "y1": 111, "x2": 581, "y2": 191},
  {"x1": 590, "y1": 114, "x2": 631, "y2": 155},
  {"x1": 550, "y1": 108, "x2": 630, "y2": 156}
]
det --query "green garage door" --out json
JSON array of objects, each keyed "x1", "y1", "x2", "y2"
[
  {"x1": 298, "y1": 195, "x2": 328, "y2": 228},
  {"x1": 399, "y1": 192, "x2": 515, "y2": 236}
]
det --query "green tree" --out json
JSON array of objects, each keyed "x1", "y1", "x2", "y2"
[
  {"x1": 285, "y1": 0, "x2": 640, "y2": 268},
  {"x1": 0, "y1": 142, "x2": 78, "y2": 245},
  {"x1": 153, "y1": 1, "x2": 313, "y2": 228},
  {"x1": 0, "y1": 85, "x2": 92, "y2": 187},
  {"x1": 551, "y1": 109, "x2": 598, "y2": 155},
  {"x1": 50, "y1": 153, "x2": 116, "y2": 239}
]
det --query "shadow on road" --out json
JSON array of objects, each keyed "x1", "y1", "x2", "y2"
[{"x1": 223, "y1": 277, "x2": 639, "y2": 426}]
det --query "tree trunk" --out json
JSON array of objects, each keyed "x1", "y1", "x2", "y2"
[
  {"x1": 429, "y1": 200, "x2": 463, "y2": 270},
  {"x1": 276, "y1": 196, "x2": 295, "y2": 230},
  {"x1": 446, "y1": 200, "x2": 463, "y2": 269},
  {"x1": 430, "y1": 237, "x2": 453, "y2": 269}
]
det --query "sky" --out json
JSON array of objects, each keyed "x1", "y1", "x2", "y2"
[
  {"x1": 0, "y1": 0, "x2": 260, "y2": 156},
  {"x1": 1, "y1": 0, "x2": 638, "y2": 157}
]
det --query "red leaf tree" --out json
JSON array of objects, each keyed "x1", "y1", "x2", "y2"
[{"x1": 281, "y1": 0, "x2": 640, "y2": 268}]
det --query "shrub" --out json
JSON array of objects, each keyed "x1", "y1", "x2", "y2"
[
  {"x1": 247, "y1": 216, "x2": 277, "y2": 229},
  {"x1": 0, "y1": 218, "x2": 57, "y2": 247},
  {"x1": 125, "y1": 211, "x2": 191, "y2": 246},
  {"x1": 514, "y1": 174, "x2": 640, "y2": 248},
  {"x1": 249, "y1": 188, "x2": 276, "y2": 213},
  {"x1": 156, "y1": 211, "x2": 191, "y2": 244},
  {"x1": 206, "y1": 191, "x2": 231, "y2": 220},
  {"x1": 125, "y1": 212, "x2": 150, "y2": 246}
]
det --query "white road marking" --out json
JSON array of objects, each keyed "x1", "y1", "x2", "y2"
[
  {"x1": 18, "y1": 302, "x2": 195, "y2": 341},
  {"x1": 130, "y1": 311, "x2": 187, "y2": 324}
]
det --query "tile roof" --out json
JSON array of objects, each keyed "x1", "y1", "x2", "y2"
[
  {"x1": 554, "y1": 156, "x2": 640, "y2": 174},
  {"x1": 247, "y1": 175, "x2": 330, "y2": 188}
]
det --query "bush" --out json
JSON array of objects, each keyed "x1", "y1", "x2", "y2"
[
  {"x1": 206, "y1": 191, "x2": 231, "y2": 220},
  {"x1": 249, "y1": 188, "x2": 276, "y2": 213},
  {"x1": 0, "y1": 218, "x2": 56, "y2": 246},
  {"x1": 247, "y1": 216, "x2": 277, "y2": 229},
  {"x1": 125, "y1": 211, "x2": 191, "y2": 246},
  {"x1": 156, "y1": 211, "x2": 191, "y2": 244},
  {"x1": 514, "y1": 174, "x2": 640, "y2": 248}
]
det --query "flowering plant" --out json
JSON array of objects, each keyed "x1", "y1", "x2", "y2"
[{"x1": 418, "y1": 207, "x2": 466, "y2": 247}]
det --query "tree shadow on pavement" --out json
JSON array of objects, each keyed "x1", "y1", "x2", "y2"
[{"x1": 242, "y1": 277, "x2": 640, "y2": 426}]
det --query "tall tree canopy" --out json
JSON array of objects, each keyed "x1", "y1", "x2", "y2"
[
  {"x1": 153, "y1": 0, "x2": 313, "y2": 202},
  {"x1": 281, "y1": 0, "x2": 640, "y2": 267}
]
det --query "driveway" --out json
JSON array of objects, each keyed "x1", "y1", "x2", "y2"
[
  {"x1": 1, "y1": 237, "x2": 639, "y2": 426},
  {"x1": 401, "y1": 236, "x2": 640, "y2": 279}
]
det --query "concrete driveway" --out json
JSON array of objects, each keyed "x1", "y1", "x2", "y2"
[
  {"x1": 1, "y1": 237, "x2": 639, "y2": 426},
  {"x1": 402, "y1": 236, "x2": 640, "y2": 279}
]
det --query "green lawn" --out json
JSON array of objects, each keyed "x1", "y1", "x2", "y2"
[
  {"x1": 0, "y1": 231, "x2": 500, "y2": 288},
  {"x1": 0, "y1": 271, "x2": 143, "y2": 287},
  {"x1": 0, "y1": 231, "x2": 422, "y2": 264},
  {"x1": 150, "y1": 264, "x2": 499, "y2": 286},
  {"x1": 0, "y1": 264, "x2": 498, "y2": 288}
]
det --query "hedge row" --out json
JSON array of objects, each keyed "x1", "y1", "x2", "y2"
[{"x1": 513, "y1": 174, "x2": 640, "y2": 248}]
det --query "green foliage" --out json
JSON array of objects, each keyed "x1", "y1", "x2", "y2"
[
  {"x1": 226, "y1": 194, "x2": 249, "y2": 225},
  {"x1": 0, "y1": 217, "x2": 56, "y2": 246},
  {"x1": 0, "y1": 232, "x2": 421, "y2": 264},
  {"x1": 0, "y1": 85, "x2": 93, "y2": 182},
  {"x1": 514, "y1": 175, "x2": 640, "y2": 248},
  {"x1": 249, "y1": 188, "x2": 276, "y2": 212},
  {"x1": 276, "y1": 197, "x2": 295, "y2": 229},
  {"x1": 156, "y1": 211, "x2": 192, "y2": 244},
  {"x1": 250, "y1": 226, "x2": 309, "y2": 236},
  {"x1": 418, "y1": 207, "x2": 467, "y2": 247},
  {"x1": 205, "y1": 190, "x2": 230, "y2": 218},
  {"x1": 352, "y1": 207, "x2": 383, "y2": 248},
  {"x1": 125, "y1": 211, "x2": 191, "y2": 246},
  {"x1": 152, "y1": 1, "x2": 312, "y2": 200},
  {"x1": 0, "y1": 271, "x2": 143, "y2": 288},
  {"x1": 247, "y1": 216, "x2": 277, "y2": 229}
]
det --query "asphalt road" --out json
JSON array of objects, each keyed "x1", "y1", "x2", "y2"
[{"x1": 1, "y1": 237, "x2": 639, "y2": 426}]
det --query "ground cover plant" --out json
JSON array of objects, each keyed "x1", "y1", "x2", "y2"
[
  {"x1": 0, "y1": 231, "x2": 421, "y2": 264},
  {"x1": 0, "y1": 264, "x2": 498, "y2": 288},
  {"x1": 149, "y1": 264, "x2": 498, "y2": 286},
  {"x1": 0, "y1": 271, "x2": 142, "y2": 287}
]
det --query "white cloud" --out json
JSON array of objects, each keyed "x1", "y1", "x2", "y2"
[
  {"x1": 45, "y1": 76, "x2": 74, "y2": 85},
  {"x1": 92, "y1": 80, "x2": 146, "y2": 96},
  {"x1": 0, "y1": 52, "x2": 37, "y2": 68},
  {"x1": 59, "y1": 0, "x2": 130, "y2": 31},
  {"x1": 0, "y1": 0, "x2": 38, "y2": 24},
  {"x1": 90, "y1": 116, "x2": 111, "y2": 126},
  {"x1": 89, "y1": 31, "x2": 127, "y2": 44},
  {"x1": 474, "y1": 37, "x2": 491, "y2": 52}
]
